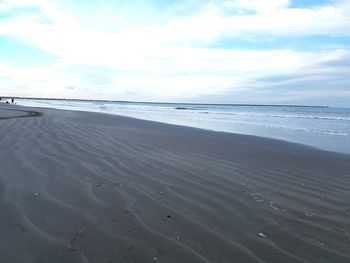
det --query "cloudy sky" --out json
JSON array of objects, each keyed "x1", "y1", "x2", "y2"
[{"x1": 0, "y1": 0, "x2": 350, "y2": 106}]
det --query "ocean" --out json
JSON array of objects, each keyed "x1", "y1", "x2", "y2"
[{"x1": 16, "y1": 99, "x2": 350, "y2": 155}]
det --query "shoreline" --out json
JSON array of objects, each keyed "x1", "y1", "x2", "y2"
[
  {"x1": 13, "y1": 101, "x2": 350, "y2": 156},
  {"x1": 14, "y1": 99, "x2": 350, "y2": 155},
  {"x1": 1, "y1": 104, "x2": 350, "y2": 262}
]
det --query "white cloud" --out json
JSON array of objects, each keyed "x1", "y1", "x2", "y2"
[
  {"x1": 2, "y1": 0, "x2": 350, "y2": 49},
  {"x1": 0, "y1": 0, "x2": 349, "y2": 103},
  {"x1": 223, "y1": 0, "x2": 290, "y2": 14}
]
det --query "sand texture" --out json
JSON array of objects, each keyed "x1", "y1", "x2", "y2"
[{"x1": 0, "y1": 104, "x2": 350, "y2": 263}]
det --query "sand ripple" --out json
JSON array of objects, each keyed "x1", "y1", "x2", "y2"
[{"x1": 1, "y1": 105, "x2": 350, "y2": 262}]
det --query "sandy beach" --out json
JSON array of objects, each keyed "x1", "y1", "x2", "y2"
[{"x1": 1, "y1": 103, "x2": 350, "y2": 263}]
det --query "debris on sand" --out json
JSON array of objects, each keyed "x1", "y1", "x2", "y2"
[
  {"x1": 10, "y1": 224, "x2": 29, "y2": 233},
  {"x1": 125, "y1": 245, "x2": 133, "y2": 251}
]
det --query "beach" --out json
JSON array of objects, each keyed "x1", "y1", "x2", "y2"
[
  {"x1": 17, "y1": 99, "x2": 350, "y2": 155},
  {"x1": 1, "y1": 103, "x2": 350, "y2": 263}
]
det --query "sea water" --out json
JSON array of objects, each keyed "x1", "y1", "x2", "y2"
[{"x1": 17, "y1": 99, "x2": 350, "y2": 154}]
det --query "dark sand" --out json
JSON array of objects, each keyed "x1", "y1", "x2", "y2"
[{"x1": 0, "y1": 104, "x2": 350, "y2": 263}]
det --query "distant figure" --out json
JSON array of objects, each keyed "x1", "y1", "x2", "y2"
[
  {"x1": 6, "y1": 101, "x2": 9, "y2": 104},
  {"x1": 0, "y1": 97, "x2": 2, "y2": 101},
  {"x1": 11, "y1": 98, "x2": 14, "y2": 104}
]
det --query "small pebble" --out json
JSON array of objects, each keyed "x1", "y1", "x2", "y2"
[
  {"x1": 258, "y1": 232, "x2": 267, "y2": 238},
  {"x1": 304, "y1": 211, "x2": 313, "y2": 217}
]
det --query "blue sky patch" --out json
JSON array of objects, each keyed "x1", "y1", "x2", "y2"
[{"x1": 0, "y1": 36, "x2": 55, "y2": 66}]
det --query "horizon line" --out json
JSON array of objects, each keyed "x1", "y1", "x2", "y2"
[{"x1": 1, "y1": 96, "x2": 331, "y2": 108}]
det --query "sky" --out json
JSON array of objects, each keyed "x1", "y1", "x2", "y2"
[{"x1": 0, "y1": 0, "x2": 350, "y2": 106}]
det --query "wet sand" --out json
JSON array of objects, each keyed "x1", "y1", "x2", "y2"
[{"x1": 1, "y1": 104, "x2": 350, "y2": 263}]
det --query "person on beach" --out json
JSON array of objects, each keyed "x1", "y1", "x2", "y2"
[{"x1": 11, "y1": 98, "x2": 14, "y2": 104}]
